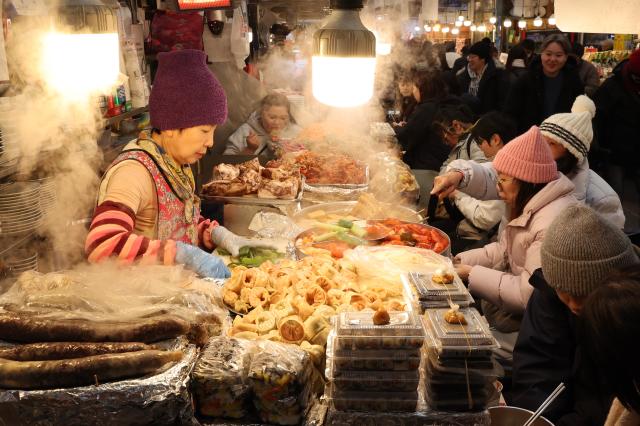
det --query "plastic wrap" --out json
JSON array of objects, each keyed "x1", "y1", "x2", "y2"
[
  {"x1": 248, "y1": 340, "x2": 323, "y2": 425},
  {"x1": 0, "y1": 339, "x2": 198, "y2": 426},
  {"x1": 367, "y1": 152, "x2": 419, "y2": 204},
  {"x1": 191, "y1": 337, "x2": 255, "y2": 419},
  {"x1": 332, "y1": 311, "x2": 425, "y2": 351},
  {"x1": 0, "y1": 264, "x2": 229, "y2": 346}
]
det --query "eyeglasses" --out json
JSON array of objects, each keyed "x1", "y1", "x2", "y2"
[{"x1": 497, "y1": 176, "x2": 515, "y2": 186}]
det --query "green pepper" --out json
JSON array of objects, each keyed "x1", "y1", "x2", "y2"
[
  {"x1": 336, "y1": 232, "x2": 365, "y2": 246},
  {"x1": 216, "y1": 248, "x2": 231, "y2": 256},
  {"x1": 338, "y1": 219, "x2": 354, "y2": 229},
  {"x1": 238, "y1": 246, "x2": 251, "y2": 257},
  {"x1": 350, "y1": 223, "x2": 367, "y2": 238}
]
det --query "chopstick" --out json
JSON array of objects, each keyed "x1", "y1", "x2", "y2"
[{"x1": 523, "y1": 383, "x2": 566, "y2": 426}]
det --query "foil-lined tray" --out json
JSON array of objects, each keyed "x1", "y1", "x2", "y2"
[{"x1": 0, "y1": 339, "x2": 198, "y2": 426}]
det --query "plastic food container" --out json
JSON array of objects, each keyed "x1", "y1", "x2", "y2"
[
  {"x1": 327, "y1": 368, "x2": 420, "y2": 392},
  {"x1": 424, "y1": 308, "x2": 498, "y2": 347},
  {"x1": 327, "y1": 384, "x2": 419, "y2": 412},
  {"x1": 408, "y1": 271, "x2": 471, "y2": 301},
  {"x1": 330, "y1": 348, "x2": 421, "y2": 372},
  {"x1": 333, "y1": 311, "x2": 426, "y2": 350}
]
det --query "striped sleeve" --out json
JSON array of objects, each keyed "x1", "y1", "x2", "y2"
[{"x1": 85, "y1": 200, "x2": 177, "y2": 265}]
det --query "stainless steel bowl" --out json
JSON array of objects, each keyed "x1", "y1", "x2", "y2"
[{"x1": 489, "y1": 406, "x2": 554, "y2": 426}]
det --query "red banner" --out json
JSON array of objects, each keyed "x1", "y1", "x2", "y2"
[{"x1": 177, "y1": 0, "x2": 231, "y2": 10}]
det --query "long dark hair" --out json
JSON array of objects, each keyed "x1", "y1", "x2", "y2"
[
  {"x1": 582, "y1": 265, "x2": 640, "y2": 414},
  {"x1": 506, "y1": 45, "x2": 528, "y2": 72},
  {"x1": 413, "y1": 70, "x2": 448, "y2": 103},
  {"x1": 512, "y1": 180, "x2": 547, "y2": 218}
]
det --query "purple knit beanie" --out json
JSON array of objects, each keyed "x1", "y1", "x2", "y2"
[
  {"x1": 493, "y1": 125, "x2": 558, "y2": 184},
  {"x1": 149, "y1": 49, "x2": 227, "y2": 130}
]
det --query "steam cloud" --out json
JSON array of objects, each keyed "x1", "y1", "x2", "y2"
[{"x1": 3, "y1": 10, "x2": 104, "y2": 268}]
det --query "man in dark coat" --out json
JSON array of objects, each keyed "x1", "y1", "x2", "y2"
[
  {"x1": 457, "y1": 41, "x2": 509, "y2": 114},
  {"x1": 510, "y1": 205, "x2": 639, "y2": 425},
  {"x1": 503, "y1": 54, "x2": 584, "y2": 134},
  {"x1": 592, "y1": 49, "x2": 640, "y2": 198}
]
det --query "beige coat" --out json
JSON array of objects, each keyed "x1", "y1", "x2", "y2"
[
  {"x1": 605, "y1": 398, "x2": 640, "y2": 426},
  {"x1": 457, "y1": 174, "x2": 578, "y2": 313}
]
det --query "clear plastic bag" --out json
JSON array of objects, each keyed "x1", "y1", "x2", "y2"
[
  {"x1": 248, "y1": 340, "x2": 323, "y2": 425},
  {"x1": 192, "y1": 337, "x2": 256, "y2": 419}
]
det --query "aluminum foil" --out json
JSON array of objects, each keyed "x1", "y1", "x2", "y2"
[
  {"x1": 302, "y1": 167, "x2": 370, "y2": 203},
  {"x1": 0, "y1": 340, "x2": 199, "y2": 426}
]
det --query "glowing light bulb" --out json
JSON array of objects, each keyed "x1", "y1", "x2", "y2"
[
  {"x1": 489, "y1": 16, "x2": 497, "y2": 24},
  {"x1": 312, "y1": 56, "x2": 376, "y2": 108},
  {"x1": 433, "y1": 23, "x2": 441, "y2": 32},
  {"x1": 548, "y1": 14, "x2": 556, "y2": 25},
  {"x1": 424, "y1": 24, "x2": 432, "y2": 32},
  {"x1": 503, "y1": 18, "x2": 512, "y2": 28},
  {"x1": 455, "y1": 20, "x2": 463, "y2": 27},
  {"x1": 463, "y1": 19, "x2": 472, "y2": 26},
  {"x1": 518, "y1": 19, "x2": 527, "y2": 29},
  {"x1": 477, "y1": 24, "x2": 487, "y2": 32},
  {"x1": 457, "y1": 15, "x2": 465, "y2": 21},
  {"x1": 470, "y1": 24, "x2": 477, "y2": 31},
  {"x1": 414, "y1": 25, "x2": 421, "y2": 32},
  {"x1": 451, "y1": 28, "x2": 460, "y2": 35},
  {"x1": 442, "y1": 26, "x2": 450, "y2": 33},
  {"x1": 533, "y1": 16, "x2": 543, "y2": 27},
  {"x1": 42, "y1": 32, "x2": 120, "y2": 100}
]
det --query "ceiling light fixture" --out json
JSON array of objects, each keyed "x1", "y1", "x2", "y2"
[
  {"x1": 470, "y1": 24, "x2": 477, "y2": 31},
  {"x1": 451, "y1": 27, "x2": 460, "y2": 35},
  {"x1": 518, "y1": 19, "x2": 527, "y2": 29},
  {"x1": 477, "y1": 23, "x2": 487, "y2": 32},
  {"x1": 489, "y1": 16, "x2": 497, "y2": 24},
  {"x1": 463, "y1": 19, "x2": 472, "y2": 26},
  {"x1": 533, "y1": 16, "x2": 543, "y2": 26},
  {"x1": 312, "y1": 0, "x2": 376, "y2": 108},
  {"x1": 548, "y1": 14, "x2": 556, "y2": 25},
  {"x1": 503, "y1": 18, "x2": 512, "y2": 28}
]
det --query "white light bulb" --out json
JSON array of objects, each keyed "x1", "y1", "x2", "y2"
[
  {"x1": 477, "y1": 24, "x2": 487, "y2": 32},
  {"x1": 442, "y1": 26, "x2": 450, "y2": 33},
  {"x1": 533, "y1": 16, "x2": 543, "y2": 27},
  {"x1": 433, "y1": 23, "x2": 441, "y2": 32},
  {"x1": 457, "y1": 15, "x2": 465, "y2": 21},
  {"x1": 414, "y1": 26, "x2": 421, "y2": 32},
  {"x1": 503, "y1": 18, "x2": 512, "y2": 28},
  {"x1": 463, "y1": 19, "x2": 472, "y2": 26},
  {"x1": 312, "y1": 56, "x2": 376, "y2": 108},
  {"x1": 455, "y1": 20, "x2": 463, "y2": 27},
  {"x1": 489, "y1": 16, "x2": 497, "y2": 24},
  {"x1": 518, "y1": 19, "x2": 527, "y2": 29},
  {"x1": 470, "y1": 24, "x2": 477, "y2": 31},
  {"x1": 451, "y1": 28, "x2": 460, "y2": 35},
  {"x1": 424, "y1": 24, "x2": 432, "y2": 32},
  {"x1": 376, "y1": 15, "x2": 383, "y2": 21},
  {"x1": 548, "y1": 14, "x2": 556, "y2": 25}
]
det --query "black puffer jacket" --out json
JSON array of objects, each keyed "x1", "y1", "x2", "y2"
[
  {"x1": 504, "y1": 55, "x2": 584, "y2": 134},
  {"x1": 592, "y1": 59, "x2": 640, "y2": 168},
  {"x1": 457, "y1": 61, "x2": 510, "y2": 114},
  {"x1": 396, "y1": 96, "x2": 459, "y2": 171},
  {"x1": 510, "y1": 269, "x2": 612, "y2": 425}
]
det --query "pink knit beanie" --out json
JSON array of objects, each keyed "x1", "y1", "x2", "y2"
[
  {"x1": 150, "y1": 49, "x2": 227, "y2": 131},
  {"x1": 493, "y1": 125, "x2": 558, "y2": 183}
]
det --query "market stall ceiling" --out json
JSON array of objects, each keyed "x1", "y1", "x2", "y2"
[{"x1": 259, "y1": 0, "x2": 330, "y2": 21}]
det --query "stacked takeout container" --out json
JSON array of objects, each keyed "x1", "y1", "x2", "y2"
[
  {"x1": 422, "y1": 307, "x2": 501, "y2": 411},
  {"x1": 325, "y1": 310, "x2": 426, "y2": 413}
]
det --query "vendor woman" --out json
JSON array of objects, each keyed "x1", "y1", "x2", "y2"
[{"x1": 85, "y1": 49, "x2": 233, "y2": 278}]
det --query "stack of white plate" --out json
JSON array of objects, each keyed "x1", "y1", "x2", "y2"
[
  {"x1": 0, "y1": 182, "x2": 43, "y2": 236},
  {"x1": 5, "y1": 248, "x2": 38, "y2": 274},
  {"x1": 38, "y1": 177, "x2": 57, "y2": 213},
  {"x1": 0, "y1": 97, "x2": 20, "y2": 166}
]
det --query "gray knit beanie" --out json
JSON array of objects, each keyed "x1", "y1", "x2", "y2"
[{"x1": 541, "y1": 204, "x2": 639, "y2": 297}]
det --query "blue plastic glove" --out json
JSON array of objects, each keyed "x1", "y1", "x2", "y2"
[{"x1": 175, "y1": 242, "x2": 230, "y2": 279}]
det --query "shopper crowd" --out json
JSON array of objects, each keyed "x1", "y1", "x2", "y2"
[{"x1": 388, "y1": 33, "x2": 639, "y2": 425}]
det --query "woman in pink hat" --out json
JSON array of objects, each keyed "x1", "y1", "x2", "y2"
[
  {"x1": 432, "y1": 126, "x2": 578, "y2": 329},
  {"x1": 85, "y1": 50, "x2": 273, "y2": 278}
]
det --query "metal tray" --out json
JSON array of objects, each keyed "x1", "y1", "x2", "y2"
[
  {"x1": 200, "y1": 180, "x2": 304, "y2": 207},
  {"x1": 292, "y1": 201, "x2": 422, "y2": 226}
]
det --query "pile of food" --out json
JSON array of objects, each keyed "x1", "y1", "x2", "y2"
[
  {"x1": 267, "y1": 151, "x2": 367, "y2": 185},
  {"x1": 202, "y1": 158, "x2": 301, "y2": 199},
  {"x1": 216, "y1": 246, "x2": 285, "y2": 268},
  {"x1": 222, "y1": 254, "x2": 407, "y2": 349},
  {"x1": 295, "y1": 219, "x2": 449, "y2": 259}
]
